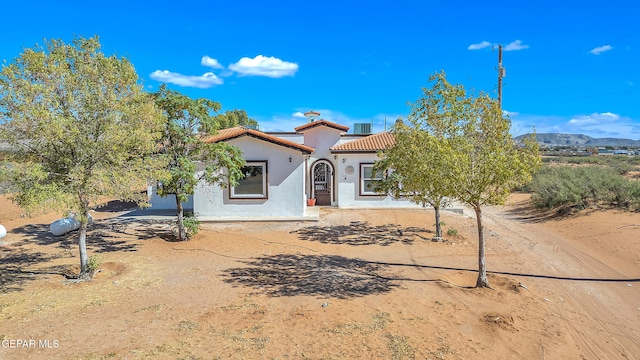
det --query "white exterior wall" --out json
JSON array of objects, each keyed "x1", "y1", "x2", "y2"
[
  {"x1": 193, "y1": 136, "x2": 307, "y2": 218},
  {"x1": 302, "y1": 126, "x2": 342, "y2": 160},
  {"x1": 335, "y1": 153, "x2": 420, "y2": 209}
]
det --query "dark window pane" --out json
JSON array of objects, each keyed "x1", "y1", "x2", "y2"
[{"x1": 235, "y1": 165, "x2": 264, "y2": 195}]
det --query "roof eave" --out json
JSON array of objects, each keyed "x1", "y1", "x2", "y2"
[
  {"x1": 212, "y1": 132, "x2": 314, "y2": 154},
  {"x1": 330, "y1": 149, "x2": 386, "y2": 154},
  {"x1": 294, "y1": 121, "x2": 350, "y2": 133}
]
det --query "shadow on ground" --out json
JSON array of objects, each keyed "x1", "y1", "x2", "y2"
[
  {"x1": 223, "y1": 253, "x2": 640, "y2": 299},
  {"x1": 92, "y1": 199, "x2": 139, "y2": 213},
  {"x1": 290, "y1": 221, "x2": 430, "y2": 246},
  {"x1": 223, "y1": 254, "x2": 398, "y2": 298},
  {"x1": 88, "y1": 217, "x2": 178, "y2": 245},
  {"x1": 10, "y1": 217, "x2": 177, "y2": 252},
  {"x1": 2, "y1": 217, "x2": 177, "y2": 291},
  {"x1": 0, "y1": 248, "x2": 52, "y2": 293}
]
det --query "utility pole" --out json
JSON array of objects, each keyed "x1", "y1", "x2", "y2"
[{"x1": 497, "y1": 44, "x2": 505, "y2": 109}]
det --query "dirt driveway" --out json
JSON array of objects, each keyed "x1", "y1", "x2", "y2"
[{"x1": 0, "y1": 194, "x2": 638, "y2": 359}]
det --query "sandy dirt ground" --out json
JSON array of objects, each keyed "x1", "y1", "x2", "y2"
[{"x1": 0, "y1": 194, "x2": 638, "y2": 359}]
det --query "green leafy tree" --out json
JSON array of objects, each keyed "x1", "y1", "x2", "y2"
[
  {"x1": 432, "y1": 72, "x2": 542, "y2": 288},
  {"x1": 214, "y1": 109, "x2": 258, "y2": 129},
  {"x1": 373, "y1": 117, "x2": 455, "y2": 239},
  {"x1": 0, "y1": 36, "x2": 166, "y2": 280},
  {"x1": 153, "y1": 85, "x2": 245, "y2": 241}
]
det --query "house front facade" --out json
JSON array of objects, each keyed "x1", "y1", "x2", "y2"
[{"x1": 150, "y1": 111, "x2": 419, "y2": 220}]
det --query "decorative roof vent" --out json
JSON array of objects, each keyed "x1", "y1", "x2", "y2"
[
  {"x1": 353, "y1": 123, "x2": 372, "y2": 134},
  {"x1": 304, "y1": 110, "x2": 320, "y2": 122}
]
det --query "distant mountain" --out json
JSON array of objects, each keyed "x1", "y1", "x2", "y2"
[{"x1": 515, "y1": 133, "x2": 640, "y2": 147}]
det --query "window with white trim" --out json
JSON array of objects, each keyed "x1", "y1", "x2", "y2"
[
  {"x1": 360, "y1": 163, "x2": 383, "y2": 196},
  {"x1": 231, "y1": 161, "x2": 268, "y2": 199}
]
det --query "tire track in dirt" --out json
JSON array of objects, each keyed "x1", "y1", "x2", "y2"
[
  {"x1": 543, "y1": 237, "x2": 640, "y2": 359},
  {"x1": 474, "y1": 204, "x2": 640, "y2": 359}
]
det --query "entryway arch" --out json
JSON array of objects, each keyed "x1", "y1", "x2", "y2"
[{"x1": 311, "y1": 159, "x2": 334, "y2": 206}]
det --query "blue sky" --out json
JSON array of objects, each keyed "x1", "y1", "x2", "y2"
[{"x1": 2, "y1": 0, "x2": 639, "y2": 138}]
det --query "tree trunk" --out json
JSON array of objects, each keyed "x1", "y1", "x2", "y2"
[
  {"x1": 474, "y1": 205, "x2": 490, "y2": 288},
  {"x1": 77, "y1": 200, "x2": 91, "y2": 281},
  {"x1": 175, "y1": 193, "x2": 187, "y2": 241},
  {"x1": 433, "y1": 206, "x2": 443, "y2": 240}
]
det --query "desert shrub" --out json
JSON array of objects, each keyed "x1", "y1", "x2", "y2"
[
  {"x1": 541, "y1": 155, "x2": 640, "y2": 169},
  {"x1": 446, "y1": 228, "x2": 458, "y2": 236},
  {"x1": 542, "y1": 156, "x2": 604, "y2": 165},
  {"x1": 529, "y1": 165, "x2": 638, "y2": 210},
  {"x1": 0, "y1": 181, "x2": 9, "y2": 194},
  {"x1": 628, "y1": 181, "x2": 640, "y2": 211},
  {"x1": 87, "y1": 255, "x2": 102, "y2": 273},
  {"x1": 609, "y1": 158, "x2": 636, "y2": 175},
  {"x1": 528, "y1": 167, "x2": 582, "y2": 208},
  {"x1": 182, "y1": 213, "x2": 201, "y2": 239},
  {"x1": 0, "y1": 163, "x2": 12, "y2": 194},
  {"x1": 565, "y1": 157, "x2": 606, "y2": 165}
]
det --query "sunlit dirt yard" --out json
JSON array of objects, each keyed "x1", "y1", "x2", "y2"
[{"x1": 0, "y1": 194, "x2": 639, "y2": 359}]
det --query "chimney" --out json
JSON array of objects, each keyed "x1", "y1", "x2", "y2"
[{"x1": 303, "y1": 110, "x2": 320, "y2": 122}]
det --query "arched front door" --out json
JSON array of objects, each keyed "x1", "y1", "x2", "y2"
[{"x1": 312, "y1": 160, "x2": 333, "y2": 206}]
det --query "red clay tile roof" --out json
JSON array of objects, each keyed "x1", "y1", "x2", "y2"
[
  {"x1": 330, "y1": 132, "x2": 395, "y2": 153},
  {"x1": 294, "y1": 120, "x2": 350, "y2": 133},
  {"x1": 205, "y1": 126, "x2": 315, "y2": 154},
  {"x1": 303, "y1": 110, "x2": 321, "y2": 116}
]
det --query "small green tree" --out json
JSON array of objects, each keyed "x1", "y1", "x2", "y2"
[
  {"x1": 153, "y1": 85, "x2": 245, "y2": 241},
  {"x1": 213, "y1": 109, "x2": 258, "y2": 129},
  {"x1": 432, "y1": 72, "x2": 541, "y2": 288},
  {"x1": 373, "y1": 117, "x2": 455, "y2": 239},
  {"x1": 0, "y1": 36, "x2": 166, "y2": 280}
]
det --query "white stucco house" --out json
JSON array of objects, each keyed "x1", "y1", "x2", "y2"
[{"x1": 149, "y1": 111, "x2": 420, "y2": 220}]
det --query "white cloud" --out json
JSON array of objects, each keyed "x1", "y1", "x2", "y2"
[
  {"x1": 228, "y1": 55, "x2": 298, "y2": 78},
  {"x1": 589, "y1": 45, "x2": 613, "y2": 55},
  {"x1": 468, "y1": 41, "x2": 492, "y2": 50},
  {"x1": 201, "y1": 56, "x2": 223, "y2": 69},
  {"x1": 568, "y1": 117, "x2": 597, "y2": 125},
  {"x1": 468, "y1": 40, "x2": 529, "y2": 52},
  {"x1": 292, "y1": 112, "x2": 306, "y2": 118},
  {"x1": 568, "y1": 112, "x2": 620, "y2": 125},
  {"x1": 504, "y1": 40, "x2": 529, "y2": 51},
  {"x1": 149, "y1": 70, "x2": 223, "y2": 88}
]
